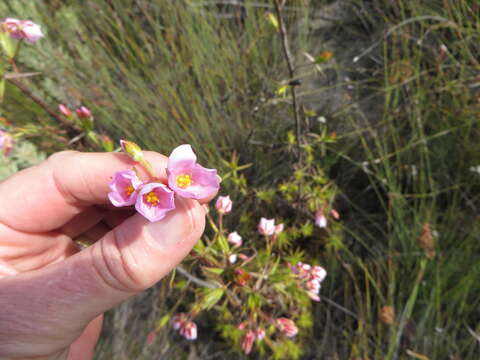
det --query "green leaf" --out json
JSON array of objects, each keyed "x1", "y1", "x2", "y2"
[
  {"x1": 201, "y1": 288, "x2": 225, "y2": 310},
  {"x1": 156, "y1": 314, "x2": 171, "y2": 330},
  {"x1": 203, "y1": 267, "x2": 224, "y2": 275}
]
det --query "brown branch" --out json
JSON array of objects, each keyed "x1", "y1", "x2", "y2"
[
  {"x1": 7, "y1": 78, "x2": 80, "y2": 134},
  {"x1": 273, "y1": 0, "x2": 302, "y2": 156}
]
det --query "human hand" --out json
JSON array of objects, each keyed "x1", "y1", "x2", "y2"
[{"x1": 0, "y1": 150, "x2": 212, "y2": 360}]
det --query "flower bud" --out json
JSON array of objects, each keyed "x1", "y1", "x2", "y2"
[
  {"x1": 58, "y1": 104, "x2": 72, "y2": 117},
  {"x1": 276, "y1": 318, "x2": 298, "y2": 338},
  {"x1": 227, "y1": 231, "x2": 242, "y2": 247},
  {"x1": 120, "y1": 139, "x2": 145, "y2": 162},
  {"x1": 255, "y1": 327, "x2": 266, "y2": 341},
  {"x1": 228, "y1": 254, "x2": 237, "y2": 264},
  {"x1": 315, "y1": 209, "x2": 327, "y2": 228},
  {"x1": 241, "y1": 330, "x2": 256, "y2": 354},
  {"x1": 0, "y1": 130, "x2": 14, "y2": 156},
  {"x1": 258, "y1": 217, "x2": 276, "y2": 236},
  {"x1": 215, "y1": 195, "x2": 232, "y2": 214},
  {"x1": 76, "y1": 106, "x2": 92, "y2": 118},
  {"x1": 274, "y1": 223, "x2": 284, "y2": 234}
]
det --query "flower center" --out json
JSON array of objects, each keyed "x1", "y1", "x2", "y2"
[
  {"x1": 125, "y1": 184, "x2": 135, "y2": 196},
  {"x1": 176, "y1": 174, "x2": 192, "y2": 188},
  {"x1": 145, "y1": 191, "x2": 159, "y2": 206}
]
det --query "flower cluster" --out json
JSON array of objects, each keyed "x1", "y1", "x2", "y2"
[
  {"x1": 108, "y1": 142, "x2": 220, "y2": 222},
  {"x1": 0, "y1": 130, "x2": 14, "y2": 156},
  {"x1": 238, "y1": 323, "x2": 266, "y2": 355},
  {"x1": 289, "y1": 262, "x2": 327, "y2": 301},
  {"x1": 172, "y1": 313, "x2": 197, "y2": 340},
  {"x1": 0, "y1": 18, "x2": 43, "y2": 43},
  {"x1": 258, "y1": 217, "x2": 284, "y2": 236}
]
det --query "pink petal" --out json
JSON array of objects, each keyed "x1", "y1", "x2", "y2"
[
  {"x1": 108, "y1": 170, "x2": 142, "y2": 207},
  {"x1": 168, "y1": 164, "x2": 219, "y2": 200},
  {"x1": 167, "y1": 144, "x2": 197, "y2": 170},
  {"x1": 135, "y1": 183, "x2": 175, "y2": 222}
]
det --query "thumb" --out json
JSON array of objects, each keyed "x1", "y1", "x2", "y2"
[{"x1": 0, "y1": 197, "x2": 205, "y2": 359}]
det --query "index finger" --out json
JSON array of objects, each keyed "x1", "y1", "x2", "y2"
[{"x1": 0, "y1": 150, "x2": 169, "y2": 232}]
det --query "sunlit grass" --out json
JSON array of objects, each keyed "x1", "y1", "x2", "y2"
[{"x1": 1, "y1": 0, "x2": 479, "y2": 358}]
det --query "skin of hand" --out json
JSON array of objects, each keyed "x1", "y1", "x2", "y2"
[{"x1": 0, "y1": 150, "x2": 214, "y2": 360}]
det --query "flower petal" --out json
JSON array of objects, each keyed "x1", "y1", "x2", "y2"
[{"x1": 167, "y1": 144, "x2": 197, "y2": 170}]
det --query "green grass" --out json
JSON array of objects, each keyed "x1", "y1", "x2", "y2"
[{"x1": 1, "y1": 0, "x2": 480, "y2": 358}]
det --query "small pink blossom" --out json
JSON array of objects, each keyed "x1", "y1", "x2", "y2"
[
  {"x1": 311, "y1": 265, "x2": 327, "y2": 283},
  {"x1": 172, "y1": 313, "x2": 197, "y2": 340},
  {"x1": 1, "y1": 18, "x2": 43, "y2": 43},
  {"x1": 255, "y1": 327, "x2": 266, "y2": 341},
  {"x1": 227, "y1": 231, "x2": 242, "y2": 247},
  {"x1": 330, "y1": 208, "x2": 340, "y2": 220},
  {"x1": 276, "y1": 318, "x2": 298, "y2": 338},
  {"x1": 306, "y1": 279, "x2": 320, "y2": 294},
  {"x1": 108, "y1": 170, "x2": 143, "y2": 207},
  {"x1": 237, "y1": 322, "x2": 248, "y2": 330},
  {"x1": 135, "y1": 183, "x2": 175, "y2": 222},
  {"x1": 172, "y1": 313, "x2": 187, "y2": 330},
  {"x1": 241, "y1": 330, "x2": 256, "y2": 354},
  {"x1": 274, "y1": 223, "x2": 284, "y2": 234},
  {"x1": 58, "y1": 104, "x2": 71, "y2": 117},
  {"x1": 315, "y1": 208, "x2": 327, "y2": 228},
  {"x1": 229, "y1": 254, "x2": 238, "y2": 264},
  {"x1": 76, "y1": 106, "x2": 92, "y2": 118},
  {"x1": 180, "y1": 321, "x2": 197, "y2": 340},
  {"x1": 258, "y1": 217, "x2": 276, "y2": 236},
  {"x1": 0, "y1": 130, "x2": 14, "y2": 156},
  {"x1": 146, "y1": 331, "x2": 156, "y2": 345},
  {"x1": 215, "y1": 195, "x2": 232, "y2": 214},
  {"x1": 167, "y1": 144, "x2": 220, "y2": 200},
  {"x1": 308, "y1": 292, "x2": 320, "y2": 302}
]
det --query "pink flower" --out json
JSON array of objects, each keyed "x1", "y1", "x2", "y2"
[
  {"x1": 1, "y1": 18, "x2": 43, "y2": 43},
  {"x1": 0, "y1": 130, "x2": 14, "y2": 156},
  {"x1": 146, "y1": 331, "x2": 156, "y2": 345},
  {"x1": 172, "y1": 313, "x2": 187, "y2": 330},
  {"x1": 135, "y1": 183, "x2": 175, "y2": 222},
  {"x1": 330, "y1": 208, "x2": 340, "y2": 220},
  {"x1": 76, "y1": 106, "x2": 92, "y2": 118},
  {"x1": 315, "y1": 208, "x2": 327, "y2": 228},
  {"x1": 258, "y1": 217, "x2": 276, "y2": 236},
  {"x1": 58, "y1": 104, "x2": 71, "y2": 117},
  {"x1": 276, "y1": 318, "x2": 298, "y2": 337},
  {"x1": 228, "y1": 254, "x2": 238, "y2": 264},
  {"x1": 167, "y1": 144, "x2": 220, "y2": 200},
  {"x1": 215, "y1": 195, "x2": 232, "y2": 214},
  {"x1": 238, "y1": 322, "x2": 248, "y2": 330},
  {"x1": 306, "y1": 279, "x2": 320, "y2": 294},
  {"x1": 108, "y1": 170, "x2": 143, "y2": 207},
  {"x1": 180, "y1": 321, "x2": 197, "y2": 340},
  {"x1": 274, "y1": 223, "x2": 284, "y2": 234},
  {"x1": 172, "y1": 313, "x2": 197, "y2": 340},
  {"x1": 311, "y1": 265, "x2": 327, "y2": 283},
  {"x1": 255, "y1": 327, "x2": 266, "y2": 341},
  {"x1": 227, "y1": 231, "x2": 242, "y2": 247},
  {"x1": 241, "y1": 330, "x2": 256, "y2": 354},
  {"x1": 307, "y1": 292, "x2": 320, "y2": 302}
]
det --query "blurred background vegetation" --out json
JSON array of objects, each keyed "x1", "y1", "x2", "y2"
[{"x1": 1, "y1": 0, "x2": 480, "y2": 359}]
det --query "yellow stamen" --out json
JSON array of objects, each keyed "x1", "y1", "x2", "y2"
[
  {"x1": 125, "y1": 185, "x2": 135, "y2": 196},
  {"x1": 145, "y1": 191, "x2": 159, "y2": 206},
  {"x1": 176, "y1": 174, "x2": 192, "y2": 188}
]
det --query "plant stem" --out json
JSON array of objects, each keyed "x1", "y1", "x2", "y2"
[{"x1": 273, "y1": 0, "x2": 302, "y2": 158}]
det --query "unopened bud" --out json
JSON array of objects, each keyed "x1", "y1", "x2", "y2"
[
  {"x1": 379, "y1": 306, "x2": 395, "y2": 325},
  {"x1": 58, "y1": 104, "x2": 72, "y2": 117},
  {"x1": 120, "y1": 139, "x2": 144, "y2": 162}
]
